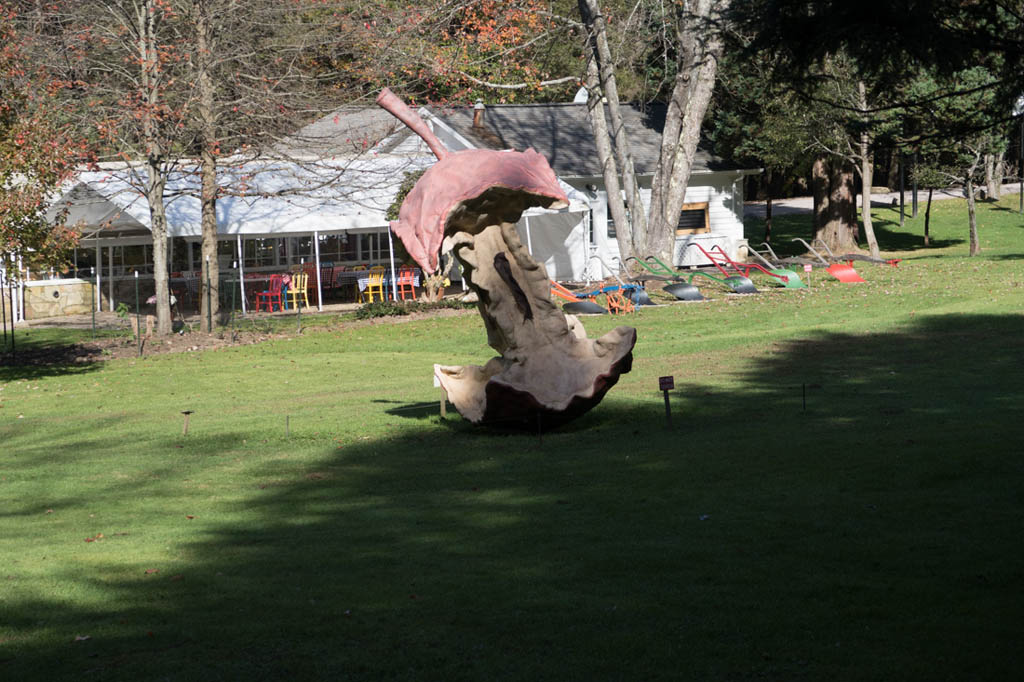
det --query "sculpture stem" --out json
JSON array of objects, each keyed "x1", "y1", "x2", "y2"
[{"x1": 376, "y1": 88, "x2": 449, "y2": 161}]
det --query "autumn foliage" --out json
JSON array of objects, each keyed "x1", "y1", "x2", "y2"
[
  {"x1": 335, "y1": 0, "x2": 574, "y2": 104},
  {"x1": 0, "y1": 3, "x2": 87, "y2": 271}
]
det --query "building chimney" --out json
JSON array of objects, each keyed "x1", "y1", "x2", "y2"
[{"x1": 472, "y1": 99, "x2": 485, "y2": 129}]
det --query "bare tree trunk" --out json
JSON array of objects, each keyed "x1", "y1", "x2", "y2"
[
  {"x1": 857, "y1": 81, "x2": 880, "y2": 258},
  {"x1": 813, "y1": 155, "x2": 859, "y2": 252},
  {"x1": 194, "y1": 0, "x2": 219, "y2": 332},
  {"x1": 577, "y1": 0, "x2": 647, "y2": 256},
  {"x1": 578, "y1": 0, "x2": 727, "y2": 266},
  {"x1": 139, "y1": 0, "x2": 171, "y2": 335},
  {"x1": 811, "y1": 155, "x2": 830, "y2": 234},
  {"x1": 146, "y1": 166, "x2": 172, "y2": 335},
  {"x1": 648, "y1": 0, "x2": 725, "y2": 263},
  {"x1": 985, "y1": 150, "x2": 1005, "y2": 199},
  {"x1": 967, "y1": 178, "x2": 980, "y2": 255},
  {"x1": 996, "y1": 151, "x2": 1005, "y2": 194},
  {"x1": 985, "y1": 153, "x2": 999, "y2": 199},
  {"x1": 582, "y1": 54, "x2": 632, "y2": 262},
  {"x1": 859, "y1": 142, "x2": 879, "y2": 258},
  {"x1": 886, "y1": 149, "x2": 899, "y2": 190}
]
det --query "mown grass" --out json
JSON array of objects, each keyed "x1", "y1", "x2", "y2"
[{"x1": 1, "y1": 195, "x2": 1023, "y2": 681}]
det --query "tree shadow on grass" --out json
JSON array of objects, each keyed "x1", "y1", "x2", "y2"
[
  {"x1": 982, "y1": 253, "x2": 1024, "y2": 261},
  {"x1": 869, "y1": 218, "x2": 962, "y2": 251},
  {"x1": 0, "y1": 355, "x2": 104, "y2": 381},
  {"x1": 0, "y1": 336, "x2": 110, "y2": 380},
  {"x1": 984, "y1": 205, "x2": 1024, "y2": 215},
  {"x1": 4, "y1": 314, "x2": 1024, "y2": 680}
]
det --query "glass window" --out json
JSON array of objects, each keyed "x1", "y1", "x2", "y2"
[
  {"x1": 675, "y1": 202, "x2": 710, "y2": 234},
  {"x1": 121, "y1": 244, "x2": 151, "y2": 274},
  {"x1": 606, "y1": 203, "x2": 629, "y2": 239},
  {"x1": 170, "y1": 238, "x2": 192, "y2": 274},
  {"x1": 74, "y1": 248, "x2": 97, "y2": 277},
  {"x1": 289, "y1": 236, "x2": 312, "y2": 264},
  {"x1": 339, "y1": 233, "x2": 357, "y2": 262},
  {"x1": 358, "y1": 232, "x2": 380, "y2": 263}
]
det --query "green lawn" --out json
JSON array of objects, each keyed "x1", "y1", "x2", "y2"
[{"x1": 2, "y1": 196, "x2": 1023, "y2": 680}]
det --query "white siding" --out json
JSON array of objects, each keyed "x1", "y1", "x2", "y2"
[
  {"x1": 581, "y1": 172, "x2": 750, "y2": 271},
  {"x1": 672, "y1": 173, "x2": 747, "y2": 267}
]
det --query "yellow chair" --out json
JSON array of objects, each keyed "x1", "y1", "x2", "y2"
[
  {"x1": 362, "y1": 266, "x2": 387, "y2": 302},
  {"x1": 286, "y1": 271, "x2": 311, "y2": 309}
]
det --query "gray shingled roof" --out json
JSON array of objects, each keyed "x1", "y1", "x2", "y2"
[
  {"x1": 277, "y1": 107, "x2": 413, "y2": 157},
  {"x1": 429, "y1": 102, "x2": 729, "y2": 177}
]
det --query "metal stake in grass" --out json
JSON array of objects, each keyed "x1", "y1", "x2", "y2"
[
  {"x1": 90, "y1": 267, "x2": 96, "y2": 339},
  {"x1": 181, "y1": 410, "x2": 194, "y2": 436},
  {"x1": 6, "y1": 272, "x2": 14, "y2": 356},
  {"x1": 134, "y1": 270, "x2": 142, "y2": 357},
  {"x1": 1, "y1": 269, "x2": 7, "y2": 351},
  {"x1": 296, "y1": 259, "x2": 303, "y2": 334},
  {"x1": 8, "y1": 278, "x2": 15, "y2": 359},
  {"x1": 230, "y1": 261, "x2": 237, "y2": 330},
  {"x1": 205, "y1": 256, "x2": 213, "y2": 333},
  {"x1": 286, "y1": 415, "x2": 290, "y2": 437}
]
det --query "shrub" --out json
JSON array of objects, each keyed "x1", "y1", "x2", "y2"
[{"x1": 353, "y1": 299, "x2": 474, "y2": 320}]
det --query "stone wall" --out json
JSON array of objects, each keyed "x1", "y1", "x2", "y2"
[{"x1": 24, "y1": 281, "x2": 96, "y2": 319}]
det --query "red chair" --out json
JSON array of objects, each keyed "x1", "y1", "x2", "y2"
[
  {"x1": 319, "y1": 265, "x2": 335, "y2": 302},
  {"x1": 396, "y1": 266, "x2": 417, "y2": 301},
  {"x1": 256, "y1": 274, "x2": 285, "y2": 312}
]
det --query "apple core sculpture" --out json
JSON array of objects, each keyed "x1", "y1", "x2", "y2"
[{"x1": 377, "y1": 88, "x2": 636, "y2": 427}]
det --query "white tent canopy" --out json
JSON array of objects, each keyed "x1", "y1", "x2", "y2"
[
  {"x1": 518, "y1": 180, "x2": 591, "y2": 281},
  {"x1": 49, "y1": 154, "x2": 595, "y2": 311},
  {"x1": 55, "y1": 155, "x2": 435, "y2": 238}
]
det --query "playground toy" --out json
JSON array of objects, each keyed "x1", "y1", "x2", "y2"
[
  {"x1": 791, "y1": 238, "x2": 866, "y2": 283},
  {"x1": 379, "y1": 88, "x2": 635, "y2": 428}
]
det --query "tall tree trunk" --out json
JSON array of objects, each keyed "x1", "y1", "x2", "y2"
[
  {"x1": 146, "y1": 165, "x2": 172, "y2": 335},
  {"x1": 996, "y1": 151, "x2": 1005, "y2": 195},
  {"x1": 648, "y1": 0, "x2": 725, "y2": 263},
  {"x1": 195, "y1": 0, "x2": 219, "y2": 332},
  {"x1": 984, "y1": 150, "x2": 1004, "y2": 199},
  {"x1": 966, "y1": 178, "x2": 980, "y2": 255},
  {"x1": 859, "y1": 143, "x2": 879, "y2": 258},
  {"x1": 577, "y1": 0, "x2": 647, "y2": 257},
  {"x1": 886, "y1": 149, "x2": 899, "y2": 190},
  {"x1": 985, "y1": 153, "x2": 999, "y2": 199},
  {"x1": 812, "y1": 155, "x2": 859, "y2": 252},
  {"x1": 140, "y1": 0, "x2": 171, "y2": 335},
  {"x1": 582, "y1": 54, "x2": 632, "y2": 263},
  {"x1": 811, "y1": 155, "x2": 830, "y2": 234},
  {"x1": 858, "y1": 81, "x2": 880, "y2": 258}
]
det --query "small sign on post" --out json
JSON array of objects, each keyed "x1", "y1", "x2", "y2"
[
  {"x1": 804, "y1": 263, "x2": 813, "y2": 287},
  {"x1": 659, "y1": 376, "x2": 674, "y2": 428}
]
